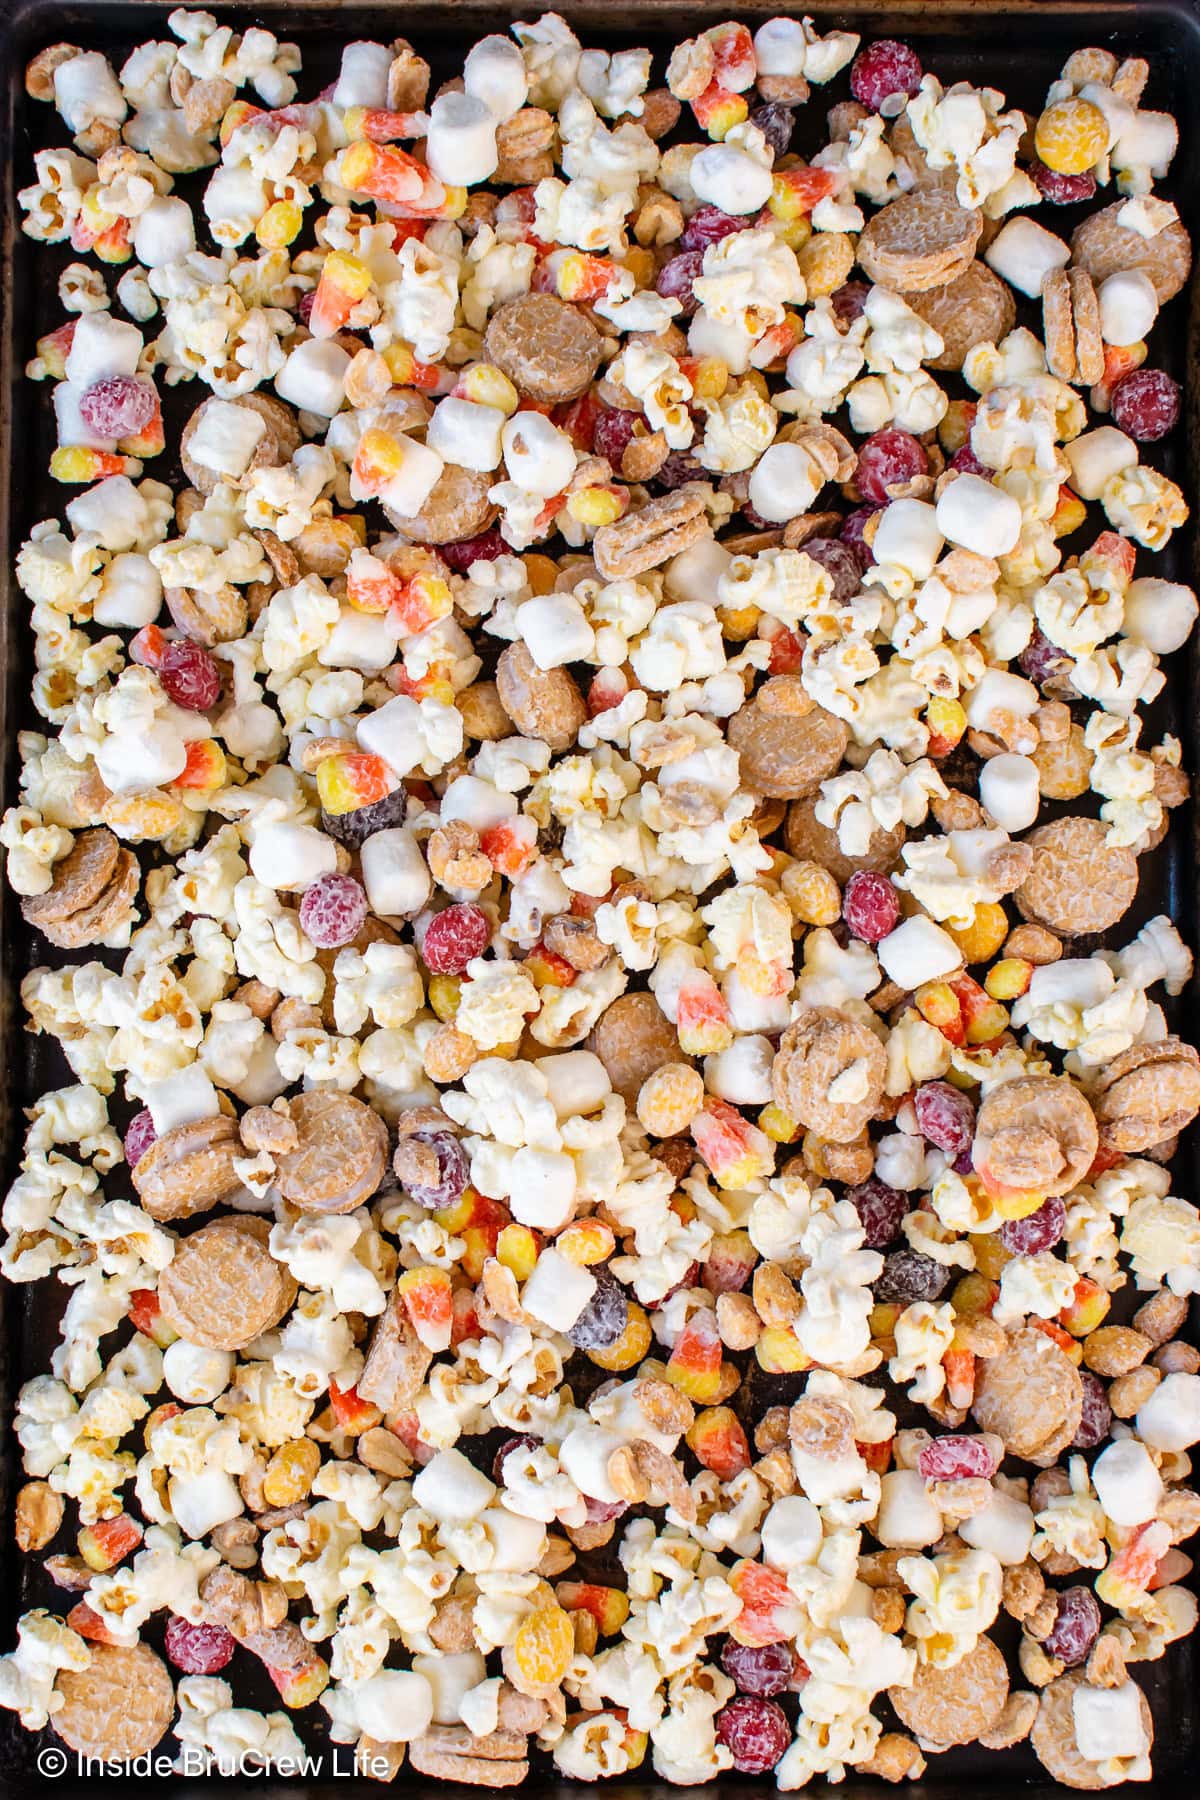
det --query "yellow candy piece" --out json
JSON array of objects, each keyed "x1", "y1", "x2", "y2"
[
  {"x1": 567, "y1": 486, "x2": 626, "y2": 527},
  {"x1": 783, "y1": 860, "x2": 841, "y2": 927},
  {"x1": 497, "y1": 1223, "x2": 538, "y2": 1282},
  {"x1": 717, "y1": 601, "x2": 760, "y2": 641},
  {"x1": 637, "y1": 1064, "x2": 705, "y2": 1137},
  {"x1": 557, "y1": 1219, "x2": 616, "y2": 1265},
  {"x1": 758, "y1": 1103, "x2": 800, "y2": 1145},
  {"x1": 587, "y1": 1303, "x2": 651, "y2": 1372},
  {"x1": 1034, "y1": 96, "x2": 1109, "y2": 176},
  {"x1": 991, "y1": 1188, "x2": 1047, "y2": 1221},
  {"x1": 949, "y1": 902, "x2": 1008, "y2": 966},
  {"x1": 755, "y1": 1326, "x2": 812, "y2": 1373},
  {"x1": 510, "y1": 1603, "x2": 574, "y2": 1690},
  {"x1": 257, "y1": 200, "x2": 303, "y2": 248},
  {"x1": 461, "y1": 363, "x2": 519, "y2": 415},
  {"x1": 427, "y1": 974, "x2": 462, "y2": 1021},
  {"x1": 690, "y1": 356, "x2": 730, "y2": 402},
  {"x1": 262, "y1": 1437, "x2": 321, "y2": 1507},
  {"x1": 985, "y1": 957, "x2": 1033, "y2": 1001}
]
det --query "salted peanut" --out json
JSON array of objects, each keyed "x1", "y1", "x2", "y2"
[
  {"x1": 458, "y1": 680, "x2": 513, "y2": 741},
  {"x1": 1004, "y1": 923, "x2": 1063, "y2": 965},
  {"x1": 1133, "y1": 1287, "x2": 1189, "y2": 1344},
  {"x1": 589, "y1": 991, "x2": 681, "y2": 1104},
  {"x1": 1092, "y1": 1038, "x2": 1200, "y2": 1153},
  {"x1": 53, "y1": 1643, "x2": 175, "y2": 1760},
  {"x1": 495, "y1": 107, "x2": 557, "y2": 183},
  {"x1": 1083, "y1": 1326, "x2": 1151, "y2": 1377},
  {"x1": 271, "y1": 998, "x2": 323, "y2": 1040},
  {"x1": 15, "y1": 1480, "x2": 63, "y2": 1553},
  {"x1": 496, "y1": 641, "x2": 586, "y2": 752},
  {"x1": 357, "y1": 1426, "x2": 412, "y2": 1480},
  {"x1": 240, "y1": 1105, "x2": 299, "y2": 1155},
  {"x1": 931, "y1": 789, "x2": 985, "y2": 831},
  {"x1": 789, "y1": 1395, "x2": 855, "y2": 1460},
  {"x1": 1033, "y1": 1667, "x2": 1154, "y2": 1789},
  {"x1": 870, "y1": 1590, "x2": 909, "y2": 1637},
  {"x1": 166, "y1": 581, "x2": 248, "y2": 646},
  {"x1": 1154, "y1": 1341, "x2": 1200, "y2": 1374},
  {"x1": 424, "y1": 1025, "x2": 480, "y2": 1083},
  {"x1": 543, "y1": 911, "x2": 611, "y2": 971},
  {"x1": 621, "y1": 428, "x2": 670, "y2": 482},
  {"x1": 235, "y1": 978, "x2": 282, "y2": 1020},
  {"x1": 1107, "y1": 1364, "x2": 1160, "y2": 1418},
  {"x1": 428, "y1": 820, "x2": 492, "y2": 891},
  {"x1": 803, "y1": 1128, "x2": 873, "y2": 1186},
  {"x1": 859, "y1": 1731, "x2": 926, "y2": 1781},
  {"x1": 634, "y1": 1376, "x2": 694, "y2": 1436},
  {"x1": 753, "y1": 1260, "x2": 800, "y2": 1327},
  {"x1": 429, "y1": 1596, "x2": 476, "y2": 1654},
  {"x1": 717, "y1": 1290, "x2": 762, "y2": 1350},
  {"x1": 1086, "y1": 1635, "x2": 1128, "y2": 1691}
]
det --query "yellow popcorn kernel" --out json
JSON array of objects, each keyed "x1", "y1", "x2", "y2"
[
  {"x1": 257, "y1": 200, "x2": 304, "y2": 249},
  {"x1": 567, "y1": 486, "x2": 627, "y2": 527},
  {"x1": 948, "y1": 902, "x2": 1008, "y2": 966}
]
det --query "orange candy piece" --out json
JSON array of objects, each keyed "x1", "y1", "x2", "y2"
[
  {"x1": 556, "y1": 1582, "x2": 630, "y2": 1636},
  {"x1": 397, "y1": 1266, "x2": 453, "y2": 1351},
  {"x1": 665, "y1": 1309, "x2": 723, "y2": 1403},
  {"x1": 728, "y1": 1559, "x2": 797, "y2": 1646},
  {"x1": 686, "y1": 1405, "x2": 751, "y2": 1481}
]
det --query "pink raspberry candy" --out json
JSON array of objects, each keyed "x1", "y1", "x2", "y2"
[
  {"x1": 422, "y1": 902, "x2": 491, "y2": 974},
  {"x1": 716, "y1": 1697, "x2": 791, "y2": 1773},
  {"x1": 721, "y1": 1639, "x2": 798, "y2": 1697},
  {"x1": 842, "y1": 869, "x2": 900, "y2": 942},
  {"x1": 655, "y1": 249, "x2": 705, "y2": 316},
  {"x1": 918, "y1": 1434, "x2": 1001, "y2": 1481},
  {"x1": 1032, "y1": 161, "x2": 1098, "y2": 204},
  {"x1": 1110, "y1": 368, "x2": 1181, "y2": 442},
  {"x1": 299, "y1": 873, "x2": 368, "y2": 948},
  {"x1": 439, "y1": 527, "x2": 506, "y2": 572},
  {"x1": 157, "y1": 640, "x2": 222, "y2": 712},
  {"x1": 854, "y1": 428, "x2": 928, "y2": 505},
  {"x1": 913, "y1": 1080, "x2": 975, "y2": 1156},
  {"x1": 78, "y1": 375, "x2": 157, "y2": 440},
  {"x1": 165, "y1": 1615, "x2": 236, "y2": 1675},
  {"x1": 124, "y1": 1108, "x2": 157, "y2": 1168},
  {"x1": 847, "y1": 1176, "x2": 907, "y2": 1249},
  {"x1": 1041, "y1": 1587, "x2": 1101, "y2": 1666},
  {"x1": 850, "y1": 39, "x2": 923, "y2": 113},
  {"x1": 680, "y1": 205, "x2": 744, "y2": 253},
  {"x1": 1001, "y1": 1193, "x2": 1066, "y2": 1255},
  {"x1": 593, "y1": 408, "x2": 641, "y2": 467}
]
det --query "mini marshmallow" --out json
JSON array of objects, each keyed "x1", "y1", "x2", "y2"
[
  {"x1": 979, "y1": 753, "x2": 1041, "y2": 832},
  {"x1": 275, "y1": 339, "x2": 352, "y2": 417},
  {"x1": 1123, "y1": 577, "x2": 1199, "y2": 655},
  {"x1": 427, "y1": 397, "x2": 506, "y2": 473},
  {"x1": 536, "y1": 1051, "x2": 612, "y2": 1119},
  {"x1": 871, "y1": 498, "x2": 945, "y2": 583},
  {"x1": 518, "y1": 594, "x2": 596, "y2": 669},
  {"x1": 249, "y1": 822, "x2": 338, "y2": 892},
  {"x1": 360, "y1": 828, "x2": 433, "y2": 919},
  {"x1": 1073, "y1": 1683, "x2": 1150, "y2": 1766},
  {"x1": 559, "y1": 1423, "x2": 626, "y2": 1503},
  {"x1": 1064, "y1": 426, "x2": 1138, "y2": 501},
  {"x1": 64, "y1": 312, "x2": 143, "y2": 388},
  {"x1": 332, "y1": 42, "x2": 393, "y2": 109},
  {"x1": 753, "y1": 18, "x2": 809, "y2": 76},
  {"x1": 877, "y1": 915, "x2": 963, "y2": 989},
  {"x1": 93, "y1": 553, "x2": 163, "y2": 629},
  {"x1": 965, "y1": 667, "x2": 1039, "y2": 731},
  {"x1": 144, "y1": 1066, "x2": 221, "y2": 1135},
  {"x1": 411, "y1": 1652, "x2": 486, "y2": 1726},
  {"x1": 1097, "y1": 270, "x2": 1159, "y2": 347},
  {"x1": 690, "y1": 145, "x2": 775, "y2": 216},
  {"x1": 426, "y1": 92, "x2": 499, "y2": 188},
  {"x1": 1114, "y1": 108, "x2": 1179, "y2": 177},
  {"x1": 984, "y1": 216, "x2": 1070, "y2": 298},
  {"x1": 501, "y1": 412, "x2": 576, "y2": 497},
  {"x1": 875, "y1": 1469, "x2": 944, "y2": 1549},
  {"x1": 1092, "y1": 1438, "x2": 1163, "y2": 1527},
  {"x1": 704, "y1": 1035, "x2": 774, "y2": 1105},
  {"x1": 351, "y1": 1671, "x2": 434, "y2": 1744},
  {"x1": 521, "y1": 1247, "x2": 596, "y2": 1332},
  {"x1": 508, "y1": 1147, "x2": 578, "y2": 1231},
  {"x1": 759, "y1": 1494, "x2": 823, "y2": 1569},
  {"x1": 162, "y1": 1341, "x2": 234, "y2": 1405},
  {"x1": 1136, "y1": 1373, "x2": 1200, "y2": 1451},
  {"x1": 748, "y1": 441, "x2": 827, "y2": 523},
  {"x1": 665, "y1": 536, "x2": 734, "y2": 603},
  {"x1": 186, "y1": 400, "x2": 268, "y2": 481},
  {"x1": 411, "y1": 1447, "x2": 496, "y2": 1522},
  {"x1": 132, "y1": 195, "x2": 195, "y2": 268},
  {"x1": 463, "y1": 35, "x2": 530, "y2": 120},
  {"x1": 357, "y1": 694, "x2": 428, "y2": 776},
  {"x1": 959, "y1": 1487, "x2": 1035, "y2": 1565},
  {"x1": 169, "y1": 1471, "x2": 243, "y2": 1542},
  {"x1": 319, "y1": 609, "x2": 401, "y2": 673},
  {"x1": 935, "y1": 473, "x2": 1021, "y2": 558},
  {"x1": 440, "y1": 774, "x2": 517, "y2": 834}
]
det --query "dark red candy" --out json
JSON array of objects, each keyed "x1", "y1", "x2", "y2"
[
  {"x1": 78, "y1": 375, "x2": 157, "y2": 439},
  {"x1": 656, "y1": 451, "x2": 706, "y2": 489},
  {"x1": 593, "y1": 408, "x2": 641, "y2": 467},
  {"x1": 298, "y1": 290, "x2": 317, "y2": 325},
  {"x1": 1110, "y1": 368, "x2": 1181, "y2": 443},
  {"x1": 422, "y1": 902, "x2": 491, "y2": 974},
  {"x1": 918, "y1": 1434, "x2": 1001, "y2": 1481},
  {"x1": 124, "y1": 1108, "x2": 157, "y2": 1168},
  {"x1": 405, "y1": 1129, "x2": 469, "y2": 1208},
  {"x1": 1041, "y1": 1586, "x2": 1101, "y2": 1666},
  {"x1": 492, "y1": 1433, "x2": 539, "y2": 1483},
  {"x1": 1000, "y1": 1193, "x2": 1066, "y2": 1255},
  {"x1": 749, "y1": 102, "x2": 795, "y2": 156},
  {"x1": 848, "y1": 1177, "x2": 908, "y2": 1249},
  {"x1": 721, "y1": 1639, "x2": 796, "y2": 1698},
  {"x1": 656, "y1": 249, "x2": 705, "y2": 316},
  {"x1": 913, "y1": 1081, "x2": 975, "y2": 1156},
  {"x1": 855, "y1": 428, "x2": 928, "y2": 505},
  {"x1": 842, "y1": 870, "x2": 900, "y2": 943},
  {"x1": 850, "y1": 39, "x2": 923, "y2": 113},
  {"x1": 1019, "y1": 625, "x2": 1072, "y2": 687},
  {"x1": 299, "y1": 873, "x2": 368, "y2": 949},
  {"x1": 438, "y1": 527, "x2": 506, "y2": 572},
  {"x1": 158, "y1": 639, "x2": 222, "y2": 711},
  {"x1": 565, "y1": 1268, "x2": 628, "y2": 1350},
  {"x1": 1032, "y1": 161, "x2": 1098, "y2": 204},
  {"x1": 584, "y1": 1494, "x2": 629, "y2": 1523},
  {"x1": 165, "y1": 1615, "x2": 236, "y2": 1675},
  {"x1": 716, "y1": 1696, "x2": 791, "y2": 1773},
  {"x1": 950, "y1": 444, "x2": 990, "y2": 477},
  {"x1": 802, "y1": 536, "x2": 867, "y2": 604},
  {"x1": 831, "y1": 280, "x2": 871, "y2": 324},
  {"x1": 1072, "y1": 1370, "x2": 1113, "y2": 1449},
  {"x1": 840, "y1": 504, "x2": 880, "y2": 561},
  {"x1": 875, "y1": 1249, "x2": 951, "y2": 1304},
  {"x1": 680, "y1": 205, "x2": 744, "y2": 253}
]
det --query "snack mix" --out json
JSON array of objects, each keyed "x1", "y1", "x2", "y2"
[{"x1": 4, "y1": 8, "x2": 1200, "y2": 1787}]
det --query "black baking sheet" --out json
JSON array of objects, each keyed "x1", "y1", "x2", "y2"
[{"x1": 0, "y1": 0, "x2": 1198, "y2": 1793}]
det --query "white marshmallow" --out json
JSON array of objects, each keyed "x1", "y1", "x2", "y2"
[
  {"x1": 753, "y1": 18, "x2": 809, "y2": 76},
  {"x1": 440, "y1": 775, "x2": 517, "y2": 834},
  {"x1": 187, "y1": 399, "x2": 267, "y2": 480},
  {"x1": 1136, "y1": 1373, "x2": 1200, "y2": 1451},
  {"x1": 360, "y1": 828, "x2": 432, "y2": 919},
  {"x1": 275, "y1": 340, "x2": 351, "y2": 417},
  {"x1": 1114, "y1": 109, "x2": 1178, "y2": 177},
  {"x1": 501, "y1": 412, "x2": 576, "y2": 497},
  {"x1": 412, "y1": 1447, "x2": 496, "y2": 1522},
  {"x1": 759, "y1": 1494, "x2": 823, "y2": 1568},
  {"x1": 935, "y1": 473, "x2": 1021, "y2": 557},
  {"x1": 984, "y1": 217, "x2": 1070, "y2": 298},
  {"x1": 162, "y1": 1341, "x2": 234, "y2": 1405},
  {"x1": 536, "y1": 1051, "x2": 612, "y2": 1119},
  {"x1": 426, "y1": 92, "x2": 499, "y2": 187},
  {"x1": 521, "y1": 1248, "x2": 596, "y2": 1332},
  {"x1": 1122, "y1": 577, "x2": 1198, "y2": 655},
  {"x1": 143, "y1": 1066, "x2": 221, "y2": 1135},
  {"x1": 871, "y1": 498, "x2": 944, "y2": 583},
  {"x1": 320, "y1": 609, "x2": 401, "y2": 673},
  {"x1": 508, "y1": 1148, "x2": 578, "y2": 1231},
  {"x1": 427, "y1": 396, "x2": 506, "y2": 473},
  {"x1": 249, "y1": 823, "x2": 338, "y2": 892},
  {"x1": 94, "y1": 553, "x2": 163, "y2": 628},
  {"x1": 351, "y1": 1671, "x2": 434, "y2": 1744},
  {"x1": 559, "y1": 1423, "x2": 626, "y2": 1502},
  {"x1": 690, "y1": 145, "x2": 774, "y2": 215},
  {"x1": 518, "y1": 594, "x2": 595, "y2": 669},
  {"x1": 64, "y1": 311, "x2": 143, "y2": 387},
  {"x1": 703, "y1": 1035, "x2": 774, "y2": 1105},
  {"x1": 55, "y1": 381, "x2": 111, "y2": 450},
  {"x1": 748, "y1": 441, "x2": 827, "y2": 523},
  {"x1": 1064, "y1": 426, "x2": 1138, "y2": 501},
  {"x1": 412, "y1": 1651, "x2": 486, "y2": 1725},
  {"x1": 132, "y1": 195, "x2": 195, "y2": 268},
  {"x1": 965, "y1": 667, "x2": 1039, "y2": 731},
  {"x1": 1092, "y1": 1438, "x2": 1163, "y2": 1527},
  {"x1": 959, "y1": 1488, "x2": 1035, "y2": 1564},
  {"x1": 332, "y1": 42, "x2": 393, "y2": 110},
  {"x1": 357, "y1": 694, "x2": 428, "y2": 776},
  {"x1": 1073, "y1": 1683, "x2": 1150, "y2": 1766},
  {"x1": 979, "y1": 753, "x2": 1041, "y2": 832},
  {"x1": 665, "y1": 536, "x2": 734, "y2": 603},
  {"x1": 877, "y1": 915, "x2": 963, "y2": 989},
  {"x1": 1097, "y1": 270, "x2": 1159, "y2": 346},
  {"x1": 463, "y1": 36, "x2": 530, "y2": 120},
  {"x1": 875, "y1": 1469, "x2": 944, "y2": 1549},
  {"x1": 367, "y1": 435, "x2": 445, "y2": 518}
]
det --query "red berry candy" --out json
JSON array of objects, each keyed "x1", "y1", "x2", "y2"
[
  {"x1": 158, "y1": 640, "x2": 222, "y2": 711},
  {"x1": 1000, "y1": 1193, "x2": 1066, "y2": 1255},
  {"x1": 842, "y1": 870, "x2": 900, "y2": 943},
  {"x1": 831, "y1": 280, "x2": 871, "y2": 324},
  {"x1": 918, "y1": 1434, "x2": 1001, "y2": 1481},
  {"x1": 492, "y1": 1433, "x2": 539, "y2": 1484},
  {"x1": 913, "y1": 1080, "x2": 975, "y2": 1156},
  {"x1": 1019, "y1": 625, "x2": 1071, "y2": 687},
  {"x1": 847, "y1": 1176, "x2": 908, "y2": 1249},
  {"x1": 950, "y1": 444, "x2": 990, "y2": 477},
  {"x1": 716, "y1": 1696, "x2": 791, "y2": 1773},
  {"x1": 656, "y1": 249, "x2": 705, "y2": 316},
  {"x1": 840, "y1": 504, "x2": 880, "y2": 561},
  {"x1": 78, "y1": 375, "x2": 157, "y2": 439},
  {"x1": 165, "y1": 1615, "x2": 236, "y2": 1675},
  {"x1": 1111, "y1": 368, "x2": 1181, "y2": 443},
  {"x1": 855, "y1": 428, "x2": 928, "y2": 505},
  {"x1": 680, "y1": 205, "x2": 744, "y2": 253},
  {"x1": 850, "y1": 39, "x2": 923, "y2": 113},
  {"x1": 124, "y1": 1108, "x2": 157, "y2": 1168},
  {"x1": 1032, "y1": 161, "x2": 1098, "y2": 204},
  {"x1": 439, "y1": 527, "x2": 506, "y2": 572},
  {"x1": 721, "y1": 1639, "x2": 796, "y2": 1697},
  {"x1": 593, "y1": 408, "x2": 641, "y2": 467},
  {"x1": 802, "y1": 536, "x2": 866, "y2": 604},
  {"x1": 299, "y1": 873, "x2": 368, "y2": 948},
  {"x1": 405, "y1": 1129, "x2": 470, "y2": 1209},
  {"x1": 1072, "y1": 1370, "x2": 1113, "y2": 1449},
  {"x1": 1041, "y1": 1587, "x2": 1101, "y2": 1666},
  {"x1": 422, "y1": 902, "x2": 491, "y2": 974}
]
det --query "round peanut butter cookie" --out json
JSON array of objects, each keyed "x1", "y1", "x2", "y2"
[
  {"x1": 1015, "y1": 817, "x2": 1138, "y2": 936},
  {"x1": 54, "y1": 1642, "x2": 175, "y2": 1760},
  {"x1": 909, "y1": 261, "x2": 1016, "y2": 370},
  {"x1": 889, "y1": 1635, "x2": 1008, "y2": 1746},
  {"x1": 158, "y1": 1216, "x2": 297, "y2": 1350},
  {"x1": 273, "y1": 1091, "x2": 389, "y2": 1214},
  {"x1": 485, "y1": 293, "x2": 603, "y2": 403}
]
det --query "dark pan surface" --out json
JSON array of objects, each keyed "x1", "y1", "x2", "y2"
[{"x1": 0, "y1": 1, "x2": 1198, "y2": 1794}]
